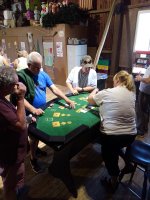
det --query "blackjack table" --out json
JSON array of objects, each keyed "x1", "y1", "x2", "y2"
[{"x1": 29, "y1": 92, "x2": 100, "y2": 197}]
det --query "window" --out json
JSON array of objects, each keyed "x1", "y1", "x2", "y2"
[{"x1": 133, "y1": 10, "x2": 150, "y2": 52}]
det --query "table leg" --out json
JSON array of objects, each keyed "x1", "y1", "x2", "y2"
[{"x1": 48, "y1": 146, "x2": 77, "y2": 198}]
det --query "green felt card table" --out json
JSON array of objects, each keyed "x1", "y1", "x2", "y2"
[{"x1": 28, "y1": 92, "x2": 100, "y2": 197}]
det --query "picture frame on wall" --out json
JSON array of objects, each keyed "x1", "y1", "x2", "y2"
[{"x1": 43, "y1": 41, "x2": 54, "y2": 67}]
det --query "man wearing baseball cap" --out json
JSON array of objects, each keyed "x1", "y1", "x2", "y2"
[{"x1": 66, "y1": 55, "x2": 97, "y2": 95}]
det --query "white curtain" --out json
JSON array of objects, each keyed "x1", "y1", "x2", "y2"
[{"x1": 79, "y1": 0, "x2": 93, "y2": 10}]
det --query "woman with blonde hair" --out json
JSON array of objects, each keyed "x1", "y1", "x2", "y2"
[
  {"x1": 88, "y1": 70, "x2": 137, "y2": 191},
  {"x1": 13, "y1": 50, "x2": 28, "y2": 71}
]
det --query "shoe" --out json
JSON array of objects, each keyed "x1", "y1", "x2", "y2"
[
  {"x1": 30, "y1": 159, "x2": 43, "y2": 173},
  {"x1": 119, "y1": 164, "x2": 135, "y2": 181},
  {"x1": 101, "y1": 176, "x2": 119, "y2": 192},
  {"x1": 36, "y1": 148, "x2": 47, "y2": 157}
]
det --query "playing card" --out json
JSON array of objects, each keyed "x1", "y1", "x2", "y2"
[
  {"x1": 53, "y1": 112, "x2": 60, "y2": 117},
  {"x1": 76, "y1": 109, "x2": 81, "y2": 113},
  {"x1": 80, "y1": 108, "x2": 89, "y2": 113},
  {"x1": 52, "y1": 121, "x2": 60, "y2": 127},
  {"x1": 58, "y1": 106, "x2": 65, "y2": 109}
]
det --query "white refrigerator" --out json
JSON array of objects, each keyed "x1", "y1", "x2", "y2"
[{"x1": 67, "y1": 44, "x2": 87, "y2": 75}]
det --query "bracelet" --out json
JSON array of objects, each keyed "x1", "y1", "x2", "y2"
[{"x1": 82, "y1": 88, "x2": 84, "y2": 92}]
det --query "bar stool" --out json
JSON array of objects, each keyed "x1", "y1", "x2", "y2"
[{"x1": 124, "y1": 140, "x2": 150, "y2": 200}]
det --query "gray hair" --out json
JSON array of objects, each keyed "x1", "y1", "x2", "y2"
[
  {"x1": 27, "y1": 51, "x2": 42, "y2": 64},
  {"x1": 0, "y1": 67, "x2": 17, "y2": 89}
]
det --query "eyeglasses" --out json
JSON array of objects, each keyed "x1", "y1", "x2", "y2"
[{"x1": 83, "y1": 60, "x2": 92, "y2": 64}]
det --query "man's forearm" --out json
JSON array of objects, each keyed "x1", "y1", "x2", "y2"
[
  {"x1": 142, "y1": 77, "x2": 150, "y2": 84},
  {"x1": 135, "y1": 75, "x2": 150, "y2": 84},
  {"x1": 51, "y1": 86, "x2": 73, "y2": 105},
  {"x1": 16, "y1": 99, "x2": 26, "y2": 130},
  {"x1": 82, "y1": 86, "x2": 95, "y2": 92},
  {"x1": 88, "y1": 88, "x2": 99, "y2": 105},
  {"x1": 66, "y1": 82, "x2": 74, "y2": 93},
  {"x1": 24, "y1": 99, "x2": 35, "y2": 114},
  {"x1": 51, "y1": 86, "x2": 67, "y2": 100}
]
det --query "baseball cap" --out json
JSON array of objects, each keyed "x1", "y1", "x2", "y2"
[{"x1": 81, "y1": 55, "x2": 94, "y2": 68}]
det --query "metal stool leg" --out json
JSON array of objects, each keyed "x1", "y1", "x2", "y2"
[
  {"x1": 141, "y1": 170, "x2": 148, "y2": 200},
  {"x1": 129, "y1": 163, "x2": 137, "y2": 183},
  {"x1": 142, "y1": 166, "x2": 150, "y2": 200}
]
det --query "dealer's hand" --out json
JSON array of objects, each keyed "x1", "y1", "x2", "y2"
[
  {"x1": 75, "y1": 87, "x2": 82, "y2": 92},
  {"x1": 135, "y1": 74, "x2": 142, "y2": 82},
  {"x1": 66, "y1": 99, "x2": 75, "y2": 109},
  {"x1": 72, "y1": 89, "x2": 79, "y2": 95}
]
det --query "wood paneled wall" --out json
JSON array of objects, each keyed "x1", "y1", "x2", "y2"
[
  {"x1": 89, "y1": 0, "x2": 150, "y2": 66},
  {"x1": 1, "y1": 0, "x2": 150, "y2": 86},
  {"x1": 97, "y1": 0, "x2": 114, "y2": 9},
  {"x1": 86, "y1": 0, "x2": 150, "y2": 87},
  {"x1": 0, "y1": 25, "x2": 87, "y2": 86}
]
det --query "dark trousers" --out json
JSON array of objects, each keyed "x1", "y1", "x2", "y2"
[
  {"x1": 137, "y1": 91, "x2": 150, "y2": 134},
  {"x1": 99, "y1": 134, "x2": 136, "y2": 176}
]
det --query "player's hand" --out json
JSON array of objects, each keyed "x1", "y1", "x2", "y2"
[
  {"x1": 135, "y1": 74, "x2": 142, "y2": 82},
  {"x1": 94, "y1": 88, "x2": 99, "y2": 94},
  {"x1": 75, "y1": 87, "x2": 82, "y2": 92},
  {"x1": 67, "y1": 100, "x2": 75, "y2": 109},
  {"x1": 14, "y1": 82, "x2": 26, "y2": 100},
  {"x1": 32, "y1": 108, "x2": 44, "y2": 116},
  {"x1": 72, "y1": 89, "x2": 79, "y2": 95}
]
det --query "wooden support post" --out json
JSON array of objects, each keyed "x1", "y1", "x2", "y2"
[
  {"x1": 93, "y1": 0, "x2": 117, "y2": 69},
  {"x1": 110, "y1": 0, "x2": 125, "y2": 75}
]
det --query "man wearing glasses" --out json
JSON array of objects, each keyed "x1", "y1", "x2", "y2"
[
  {"x1": 0, "y1": 67, "x2": 27, "y2": 200},
  {"x1": 11, "y1": 51, "x2": 75, "y2": 173},
  {"x1": 66, "y1": 55, "x2": 97, "y2": 95}
]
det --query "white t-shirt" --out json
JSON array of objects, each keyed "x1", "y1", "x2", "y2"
[
  {"x1": 16, "y1": 57, "x2": 28, "y2": 71},
  {"x1": 93, "y1": 86, "x2": 137, "y2": 135},
  {"x1": 66, "y1": 66, "x2": 97, "y2": 88},
  {"x1": 139, "y1": 66, "x2": 150, "y2": 95}
]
